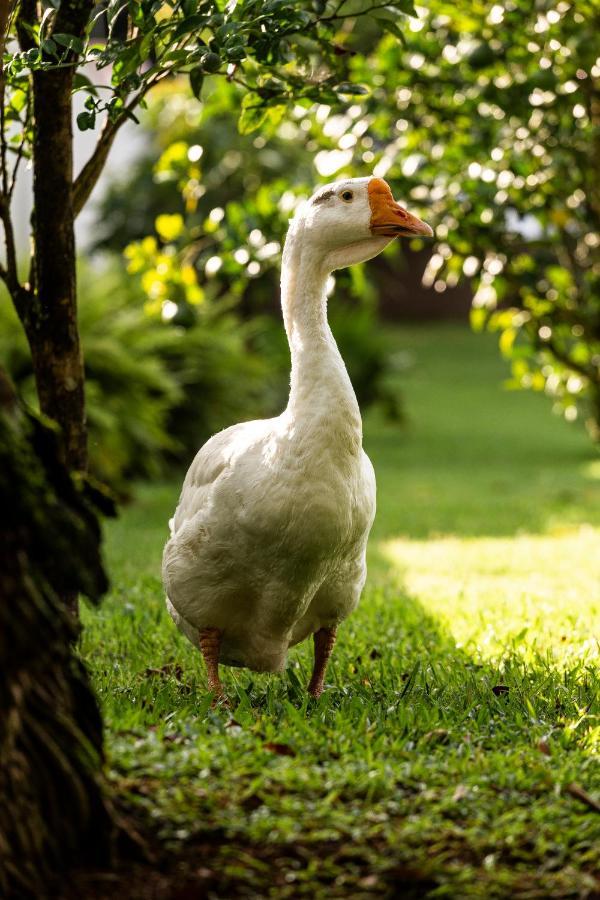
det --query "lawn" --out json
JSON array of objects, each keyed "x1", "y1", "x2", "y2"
[{"x1": 80, "y1": 324, "x2": 600, "y2": 899}]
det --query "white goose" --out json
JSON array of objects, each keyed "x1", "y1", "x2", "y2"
[{"x1": 163, "y1": 176, "x2": 432, "y2": 700}]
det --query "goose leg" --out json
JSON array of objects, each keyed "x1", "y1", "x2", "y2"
[
  {"x1": 198, "y1": 627, "x2": 226, "y2": 701},
  {"x1": 308, "y1": 627, "x2": 337, "y2": 699}
]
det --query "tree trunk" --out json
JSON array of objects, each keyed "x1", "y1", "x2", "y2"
[
  {"x1": 0, "y1": 367, "x2": 113, "y2": 898},
  {"x1": 26, "y1": 65, "x2": 87, "y2": 472}
]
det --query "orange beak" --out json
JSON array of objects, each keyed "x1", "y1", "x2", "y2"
[{"x1": 368, "y1": 177, "x2": 433, "y2": 238}]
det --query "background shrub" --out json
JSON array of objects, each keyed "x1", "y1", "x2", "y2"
[{"x1": 0, "y1": 262, "x2": 401, "y2": 495}]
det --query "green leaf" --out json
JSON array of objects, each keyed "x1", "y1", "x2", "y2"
[
  {"x1": 76, "y1": 111, "x2": 95, "y2": 131},
  {"x1": 10, "y1": 90, "x2": 27, "y2": 113},
  {"x1": 499, "y1": 327, "x2": 517, "y2": 357},
  {"x1": 226, "y1": 43, "x2": 247, "y2": 61},
  {"x1": 374, "y1": 15, "x2": 405, "y2": 41},
  {"x1": 112, "y1": 46, "x2": 141, "y2": 79},
  {"x1": 238, "y1": 92, "x2": 270, "y2": 134},
  {"x1": 39, "y1": 5, "x2": 55, "y2": 33},
  {"x1": 107, "y1": 0, "x2": 127, "y2": 27},
  {"x1": 73, "y1": 72, "x2": 99, "y2": 96},
  {"x1": 470, "y1": 307, "x2": 488, "y2": 332},
  {"x1": 266, "y1": 104, "x2": 286, "y2": 128},
  {"x1": 40, "y1": 38, "x2": 57, "y2": 55},
  {"x1": 189, "y1": 68, "x2": 204, "y2": 100},
  {"x1": 545, "y1": 265, "x2": 573, "y2": 292},
  {"x1": 335, "y1": 82, "x2": 369, "y2": 96},
  {"x1": 52, "y1": 33, "x2": 85, "y2": 54},
  {"x1": 387, "y1": 0, "x2": 416, "y2": 15}
]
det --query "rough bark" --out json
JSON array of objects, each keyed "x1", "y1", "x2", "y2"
[
  {"x1": 0, "y1": 367, "x2": 114, "y2": 899},
  {"x1": 16, "y1": 0, "x2": 94, "y2": 473},
  {"x1": 27, "y1": 67, "x2": 86, "y2": 471}
]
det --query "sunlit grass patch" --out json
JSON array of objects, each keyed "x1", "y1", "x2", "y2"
[{"x1": 380, "y1": 526, "x2": 600, "y2": 666}]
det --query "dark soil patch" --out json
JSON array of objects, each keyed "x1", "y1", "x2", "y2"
[{"x1": 61, "y1": 832, "x2": 438, "y2": 899}]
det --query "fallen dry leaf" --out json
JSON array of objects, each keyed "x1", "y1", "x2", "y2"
[
  {"x1": 358, "y1": 874, "x2": 380, "y2": 888},
  {"x1": 263, "y1": 742, "x2": 297, "y2": 757},
  {"x1": 453, "y1": 784, "x2": 469, "y2": 802},
  {"x1": 143, "y1": 664, "x2": 184, "y2": 682}
]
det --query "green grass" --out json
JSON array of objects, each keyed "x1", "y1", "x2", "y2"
[{"x1": 81, "y1": 324, "x2": 600, "y2": 898}]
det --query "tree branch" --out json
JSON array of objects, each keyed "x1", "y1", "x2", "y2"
[
  {"x1": 73, "y1": 76, "x2": 163, "y2": 218},
  {"x1": 543, "y1": 336, "x2": 597, "y2": 385},
  {"x1": 9, "y1": 107, "x2": 29, "y2": 200},
  {"x1": 0, "y1": 0, "x2": 22, "y2": 302},
  {"x1": 319, "y1": 2, "x2": 395, "y2": 22},
  {"x1": 73, "y1": 117, "x2": 119, "y2": 217}
]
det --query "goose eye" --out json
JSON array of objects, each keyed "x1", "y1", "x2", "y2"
[{"x1": 340, "y1": 190, "x2": 354, "y2": 202}]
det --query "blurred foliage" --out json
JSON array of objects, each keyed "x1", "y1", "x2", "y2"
[
  {"x1": 96, "y1": 0, "x2": 600, "y2": 441},
  {"x1": 345, "y1": 0, "x2": 599, "y2": 438},
  {"x1": 0, "y1": 268, "x2": 271, "y2": 495},
  {"x1": 0, "y1": 260, "x2": 401, "y2": 494},
  {"x1": 6, "y1": 0, "x2": 413, "y2": 150}
]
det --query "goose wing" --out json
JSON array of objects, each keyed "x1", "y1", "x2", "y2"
[{"x1": 170, "y1": 417, "x2": 275, "y2": 536}]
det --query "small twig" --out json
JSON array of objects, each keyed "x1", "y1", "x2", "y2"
[
  {"x1": 8, "y1": 94, "x2": 30, "y2": 200},
  {"x1": 333, "y1": 0, "x2": 351, "y2": 16},
  {"x1": 544, "y1": 336, "x2": 595, "y2": 384},
  {"x1": 566, "y1": 782, "x2": 600, "y2": 815},
  {"x1": 231, "y1": 74, "x2": 255, "y2": 91},
  {"x1": 181, "y1": 235, "x2": 213, "y2": 266},
  {"x1": 319, "y1": 1, "x2": 393, "y2": 22}
]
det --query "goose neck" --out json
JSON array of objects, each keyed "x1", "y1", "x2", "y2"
[{"x1": 280, "y1": 229, "x2": 361, "y2": 435}]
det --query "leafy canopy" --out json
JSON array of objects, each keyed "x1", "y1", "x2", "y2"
[
  {"x1": 347, "y1": 0, "x2": 599, "y2": 436},
  {"x1": 6, "y1": 0, "x2": 414, "y2": 143}
]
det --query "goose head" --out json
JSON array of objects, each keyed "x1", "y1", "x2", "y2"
[{"x1": 289, "y1": 175, "x2": 433, "y2": 273}]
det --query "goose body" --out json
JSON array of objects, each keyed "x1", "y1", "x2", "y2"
[{"x1": 163, "y1": 176, "x2": 432, "y2": 695}]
